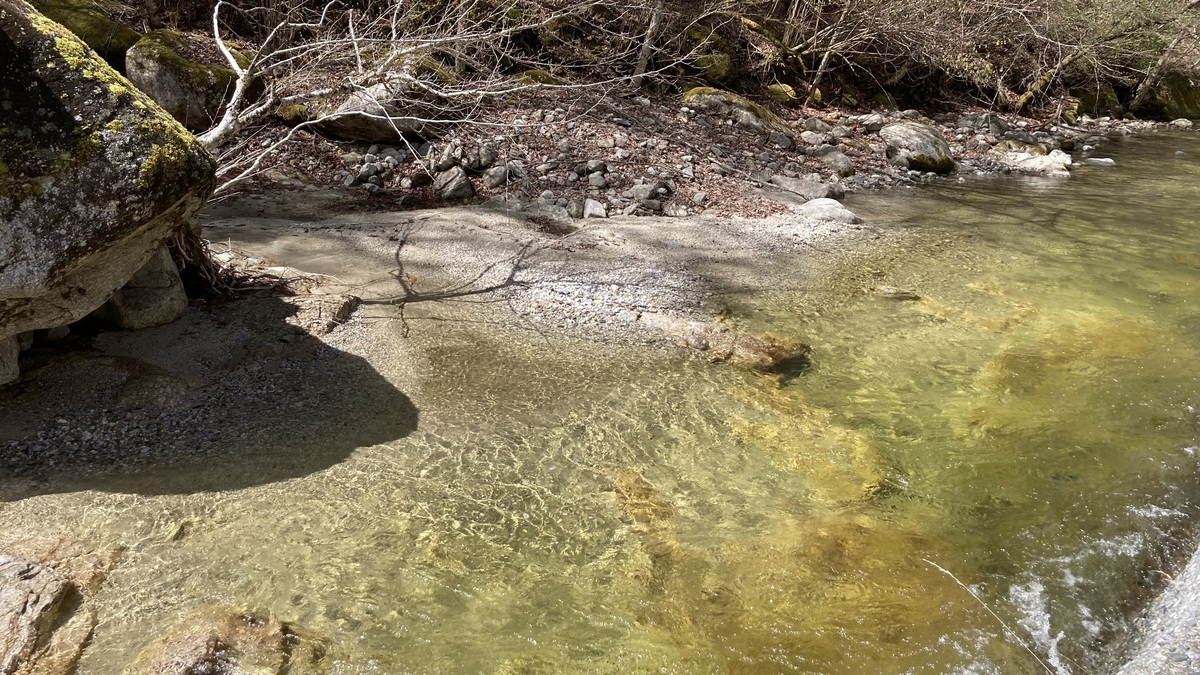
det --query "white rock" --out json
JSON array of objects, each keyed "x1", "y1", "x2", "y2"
[
  {"x1": 583, "y1": 199, "x2": 608, "y2": 218},
  {"x1": 795, "y1": 198, "x2": 861, "y2": 224}
]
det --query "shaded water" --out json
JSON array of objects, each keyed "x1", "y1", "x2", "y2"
[{"x1": 5, "y1": 133, "x2": 1200, "y2": 674}]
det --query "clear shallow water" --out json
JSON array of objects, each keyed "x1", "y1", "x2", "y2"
[{"x1": 5, "y1": 133, "x2": 1200, "y2": 674}]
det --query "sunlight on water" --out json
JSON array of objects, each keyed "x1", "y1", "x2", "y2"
[{"x1": 4, "y1": 133, "x2": 1200, "y2": 674}]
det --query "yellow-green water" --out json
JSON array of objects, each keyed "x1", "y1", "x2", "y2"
[{"x1": 4, "y1": 133, "x2": 1200, "y2": 674}]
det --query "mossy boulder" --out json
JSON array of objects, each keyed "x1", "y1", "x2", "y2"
[
  {"x1": 125, "y1": 30, "x2": 256, "y2": 131},
  {"x1": 682, "y1": 87, "x2": 794, "y2": 142},
  {"x1": 879, "y1": 122, "x2": 956, "y2": 174},
  {"x1": 0, "y1": 0, "x2": 215, "y2": 385},
  {"x1": 768, "y1": 83, "x2": 798, "y2": 104},
  {"x1": 695, "y1": 51, "x2": 736, "y2": 85},
  {"x1": 1135, "y1": 71, "x2": 1200, "y2": 120},
  {"x1": 27, "y1": 0, "x2": 138, "y2": 71},
  {"x1": 1072, "y1": 84, "x2": 1122, "y2": 116}
]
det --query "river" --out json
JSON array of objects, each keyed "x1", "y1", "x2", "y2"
[{"x1": 3, "y1": 132, "x2": 1200, "y2": 674}]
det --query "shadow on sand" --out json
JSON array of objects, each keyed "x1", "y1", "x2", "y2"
[{"x1": 0, "y1": 293, "x2": 417, "y2": 497}]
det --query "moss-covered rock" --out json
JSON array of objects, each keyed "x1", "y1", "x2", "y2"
[
  {"x1": 0, "y1": 0, "x2": 215, "y2": 384},
  {"x1": 314, "y1": 78, "x2": 441, "y2": 142},
  {"x1": 1072, "y1": 84, "x2": 1122, "y2": 116},
  {"x1": 1136, "y1": 71, "x2": 1200, "y2": 120},
  {"x1": 682, "y1": 86, "x2": 794, "y2": 142},
  {"x1": 767, "y1": 83, "x2": 798, "y2": 104},
  {"x1": 695, "y1": 51, "x2": 736, "y2": 84},
  {"x1": 879, "y1": 122, "x2": 956, "y2": 174},
  {"x1": 27, "y1": 0, "x2": 138, "y2": 70},
  {"x1": 516, "y1": 68, "x2": 563, "y2": 85},
  {"x1": 125, "y1": 29, "x2": 255, "y2": 131}
]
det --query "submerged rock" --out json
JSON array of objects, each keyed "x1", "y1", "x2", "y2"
[
  {"x1": 0, "y1": 0, "x2": 216, "y2": 385},
  {"x1": 875, "y1": 287, "x2": 920, "y2": 301},
  {"x1": 128, "y1": 605, "x2": 329, "y2": 675},
  {"x1": 1004, "y1": 149, "x2": 1073, "y2": 178},
  {"x1": 0, "y1": 555, "x2": 67, "y2": 674}
]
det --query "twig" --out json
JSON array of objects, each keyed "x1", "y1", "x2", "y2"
[{"x1": 922, "y1": 558, "x2": 1056, "y2": 675}]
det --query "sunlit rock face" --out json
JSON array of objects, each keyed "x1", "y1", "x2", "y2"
[{"x1": 0, "y1": 0, "x2": 215, "y2": 384}]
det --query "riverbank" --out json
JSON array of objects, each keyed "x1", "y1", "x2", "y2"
[{"x1": 236, "y1": 86, "x2": 1192, "y2": 221}]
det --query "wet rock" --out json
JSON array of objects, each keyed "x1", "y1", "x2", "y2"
[
  {"x1": 89, "y1": 247, "x2": 188, "y2": 330},
  {"x1": 796, "y1": 198, "x2": 860, "y2": 224},
  {"x1": 1005, "y1": 149, "x2": 1073, "y2": 178},
  {"x1": 129, "y1": 605, "x2": 328, "y2": 675},
  {"x1": 433, "y1": 166, "x2": 474, "y2": 200},
  {"x1": 875, "y1": 287, "x2": 920, "y2": 301},
  {"x1": 769, "y1": 174, "x2": 844, "y2": 201},
  {"x1": 648, "y1": 317, "x2": 810, "y2": 371},
  {"x1": 1, "y1": 0, "x2": 216, "y2": 386},
  {"x1": 1083, "y1": 157, "x2": 1116, "y2": 167},
  {"x1": 1171, "y1": 118, "x2": 1194, "y2": 129},
  {"x1": 880, "y1": 122, "x2": 956, "y2": 174},
  {"x1": 0, "y1": 555, "x2": 68, "y2": 674}
]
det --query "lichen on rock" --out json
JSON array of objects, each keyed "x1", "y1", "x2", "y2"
[
  {"x1": 124, "y1": 29, "x2": 255, "y2": 131},
  {"x1": 0, "y1": 0, "x2": 216, "y2": 385}
]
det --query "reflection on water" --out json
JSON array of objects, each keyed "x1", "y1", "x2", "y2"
[{"x1": 4, "y1": 134, "x2": 1200, "y2": 674}]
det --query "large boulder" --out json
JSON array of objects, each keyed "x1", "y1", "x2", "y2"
[
  {"x1": 125, "y1": 29, "x2": 252, "y2": 131},
  {"x1": 0, "y1": 0, "x2": 216, "y2": 385},
  {"x1": 314, "y1": 79, "x2": 440, "y2": 142},
  {"x1": 879, "y1": 122, "x2": 956, "y2": 174},
  {"x1": 682, "y1": 87, "x2": 795, "y2": 143},
  {"x1": 27, "y1": 0, "x2": 139, "y2": 71}
]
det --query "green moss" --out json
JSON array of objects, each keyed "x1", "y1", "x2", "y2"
[
  {"x1": 28, "y1": 0, "x2": 140, "y2": 59},
  {"x1": 695, "y1": 52, "x2": 736, "y2": 84},
  {"x1": 682, "y1": 87, "x2": 784, "y2": 127},
  {"x1": 767, "y1": 83, "x2": 797, "y2": 104},
  {"x1": 277, "y1": 103, "x2": 310, "y2": 125},
  {"x1": 133, "y1": 31, "x2": 234, "y2": 92},
  {"x1": 517, "y1": 69, "x2": 564, "y2": 86}
]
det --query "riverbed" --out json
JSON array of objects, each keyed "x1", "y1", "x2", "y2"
[{"x1": 2, "y1": 132, "x2": 1199, "y2": 674}]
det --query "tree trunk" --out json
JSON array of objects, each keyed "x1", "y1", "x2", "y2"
[{"x1": 633, "y1": 0, "x2": 665, "y2": 86}]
